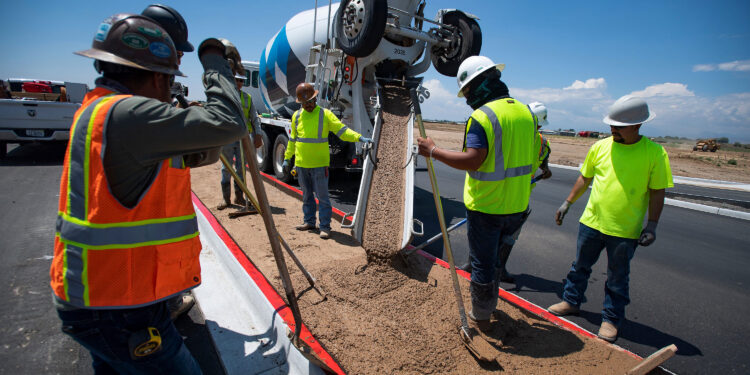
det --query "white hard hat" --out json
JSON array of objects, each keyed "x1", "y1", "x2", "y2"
[
  {"x1": 456, "y1": 56, "x2": 505, "y2": 98},
  {"x1": 528, "y1": 102, "x2": 548, "y2": 126},
  {"x1": 603, "y1": 95, "x2": 655, "y2": 126}
]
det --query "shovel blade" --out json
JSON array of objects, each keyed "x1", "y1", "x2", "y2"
[{"x1": 460, "y1": 326, "x2": 500, "y2": 363}]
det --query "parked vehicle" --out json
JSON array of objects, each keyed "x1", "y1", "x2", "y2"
[{"x1": 0, "y1": 78, "x2": 88, "y2": 158}]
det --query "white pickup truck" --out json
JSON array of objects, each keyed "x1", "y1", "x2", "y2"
[{"x1": 0, "y1": 79, "x2": 88, "y2": 158}]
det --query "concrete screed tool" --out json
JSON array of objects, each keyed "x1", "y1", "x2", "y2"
[{"x1": 409, "y1": 85, "x2": 500, "y2": 363}]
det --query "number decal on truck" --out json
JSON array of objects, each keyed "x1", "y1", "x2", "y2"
[{"x1": 393, "y1": 48, "x2": 406, "y2": 56}]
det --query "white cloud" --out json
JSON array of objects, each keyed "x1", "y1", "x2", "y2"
[
  {"x1": 692, "y1": 59, "x2": 750, "y2": 72},
  {"x1": 718, "y1": 60, "x2": 750, "y2": 71},
  {"x1": 630, "y1": 83, "x2": 694, "y2": 98},
  {"x1": 564, "y1": 78, "x2": 607, "y2": 90},
  {"x1": 692, "y1": 64, "x2": 715, "y2": 72}
]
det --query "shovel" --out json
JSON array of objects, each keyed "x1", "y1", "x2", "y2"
[{"x1": 409, "y1": 86, "x2": 500, "y2": 363}]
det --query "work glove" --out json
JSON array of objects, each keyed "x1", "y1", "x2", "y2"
[
  {"x1": 359, "y1": 136, "x2": 372, "y2": 144},
  {"x1": 555, "y1": 200, "x2": 571, "y2": 225},
  {"x1": 540, "y1": 166, "x2": 552, "y2": 180},
  {"x1": 639, "y1": 221, "x2": 658, "y2": 246},
  {"x1": 282, "y1": 159, "x2": 290, "y2": 171}
]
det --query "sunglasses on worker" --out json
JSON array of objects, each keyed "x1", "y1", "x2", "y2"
[{"x1": 301, "y1": 96, "x2": 316, "y2": 104}]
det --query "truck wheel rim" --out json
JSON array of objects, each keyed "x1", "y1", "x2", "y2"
[
  {"x1": 275, "y1": 143, "x2": 285, "y2": 172},
  {"x1": 342, "y1": 0, "x2": 366, "y2": 39}
]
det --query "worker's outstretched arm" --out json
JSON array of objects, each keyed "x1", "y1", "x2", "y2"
[
  {"x1": 416, "y1": 136, "x2": 487, "y2": 171},
  {"x1": 555, "y1": 174, "x2": 592, "y2": 225}
]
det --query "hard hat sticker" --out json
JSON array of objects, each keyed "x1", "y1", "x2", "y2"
[
  {"x1": 95, "y1": 23, "x2": 111, "y2": 42},
  {"x1": 122, "y1": 34, "x2": 149, "y2": 49},
  {"x1": 149, "y1": 42, "x2": 172, "y2": 58},
  {"x1": 138, "y1": 26, "x2": 163, "y2": 38}
]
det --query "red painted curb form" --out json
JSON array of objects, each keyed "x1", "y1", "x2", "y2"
[{"x1": 191, "y1": 192, "x2": 346, "y2": 375}]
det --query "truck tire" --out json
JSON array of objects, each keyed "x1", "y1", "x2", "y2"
[
  {"x1": 693, "y1": 146, "x2": 698, "y2": 151},
  {"x1": 256, "y1": 128, "x2": 272, "y2": 173},
  {"x1": 335, "y1": 0, "x2": 387, "y2": 58},
  {"x1": 431, "y1": 11, "x2": 482, "y2": 77},
  {"x1": 272, "y1": 134, "x2": 292, "y2": 182}
]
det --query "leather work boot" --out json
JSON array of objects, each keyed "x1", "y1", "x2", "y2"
[
  {"x1": 319, "y1": 230, "x2": 331, "y2": 239},
  {"x1": 169, "y1": 293, "x2": 195, "y2": 320},
  {"x1": 296, "y1": 223, "x2": 315, "y2": 231},
  {"x1": 234, "y1": 195, "x2": 246, "y2": 206},
  {"x1": 597, "y1": 321, "x2": 618, "y2": 343},
  {"x1": 217, "y1": 184, "x2": 232, "y2": 210},
  {"x1": 468, "y1": 280, "x2": 498, "y2": 322},
  {"x1": 547, "y1": 301, "x2": 580, "y2": 316}
]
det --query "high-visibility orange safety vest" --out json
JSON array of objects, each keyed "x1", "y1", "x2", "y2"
[{"x1": 50, "y1": 87, "x2": 202, "y2": 309}]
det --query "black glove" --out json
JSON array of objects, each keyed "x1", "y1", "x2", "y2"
[{"x1": 639, "y1": 221, "x2": 658, "y2": 246}]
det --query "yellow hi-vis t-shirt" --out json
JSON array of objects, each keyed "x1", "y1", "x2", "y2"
[{"x1": 579, "y1": 136, "x2": 674, "y2": 239}]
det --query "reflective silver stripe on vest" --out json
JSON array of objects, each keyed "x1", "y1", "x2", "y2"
[
  {"x1": 467, "y1": 105, "x2": 532, "y2": 182},
  {"x1": 63, "y1": 243, "x2": 86, "y2": 306},
  {"x1": 317, "y1": 108, "x2": 325, "y2": 138},
  {"x1": 56, "y1": 215, "x2": 198, "y2": 247},
  {"x1": 335, "y1": 126, "x2": 349, "y2": 137},
  {"x1": 68, "y1": 97, "x2": 111, "y2": 220},
  {"x1": 294, "y1": 137, "x2": 328, "y2": 143}
]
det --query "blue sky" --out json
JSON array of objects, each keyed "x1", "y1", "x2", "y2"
[{"x1": 2, "y1": 1, "x2": 749, "y2": 142}]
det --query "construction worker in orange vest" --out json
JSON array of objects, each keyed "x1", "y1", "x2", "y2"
[{"x1": 50, "y1": 13, "x2": 246, "y2": 373}]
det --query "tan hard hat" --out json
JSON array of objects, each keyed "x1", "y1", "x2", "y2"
[
  {"x1": 219, "y1": 38, "x2": 242, "y2": 73},
  {"x1": 75, "y1": 13, "x2": 184, "y2": 76},
  {"x1": 295, "y1": 83, "x2": 318, "y2": 103}
]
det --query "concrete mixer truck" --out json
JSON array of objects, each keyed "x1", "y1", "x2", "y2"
[
  {"x1": 241, "y1": 0, "x2": 481, "y2": 247},
  {"x1": 241, "y1": 0, "x2": 481, "y2": 182}
]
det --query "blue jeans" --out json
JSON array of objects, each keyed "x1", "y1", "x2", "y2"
[
  {"x1": 297, "y1": 166, "x2": 332, "y2": 232},
  {"x1": 221, "y1": 142, "x2": 244, "y2": 194},
  {"x1": 467, "y1": 209, "x2": 526, "y2": 284},
  {"x1": 57, "y1": 301, "x2": 202, "y2": 375},
  {"x1": 562, "y1": 223, "x2": 638, "y2": 327}
]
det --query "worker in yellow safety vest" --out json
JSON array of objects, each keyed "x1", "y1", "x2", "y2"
[
  {"x1": 50, "y1": 13, "x2": 246, "y2": 373},
  {"x1": 417, "y1": 56, "x2": 539, "y2": 324},
  {"x1": 283, "y1": 82, "x2": 371, "y2": 239},
  {"x1": 548, "y1": 95, "x2": 673, "y2": 343}
]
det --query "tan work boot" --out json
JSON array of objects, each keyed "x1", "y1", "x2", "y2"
[
  {"x1": 597, "y1": 321, "x2": 618, "y2": 343},
  {"x1": 547, "y1": 301, "x2": 580, "y2": 316},
  {"x1": 296, "y1": 223, "x2": 315, "y2": 231},
  {"x1": 319, "y1": 230, "x2": 330, "y2": 239}
]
